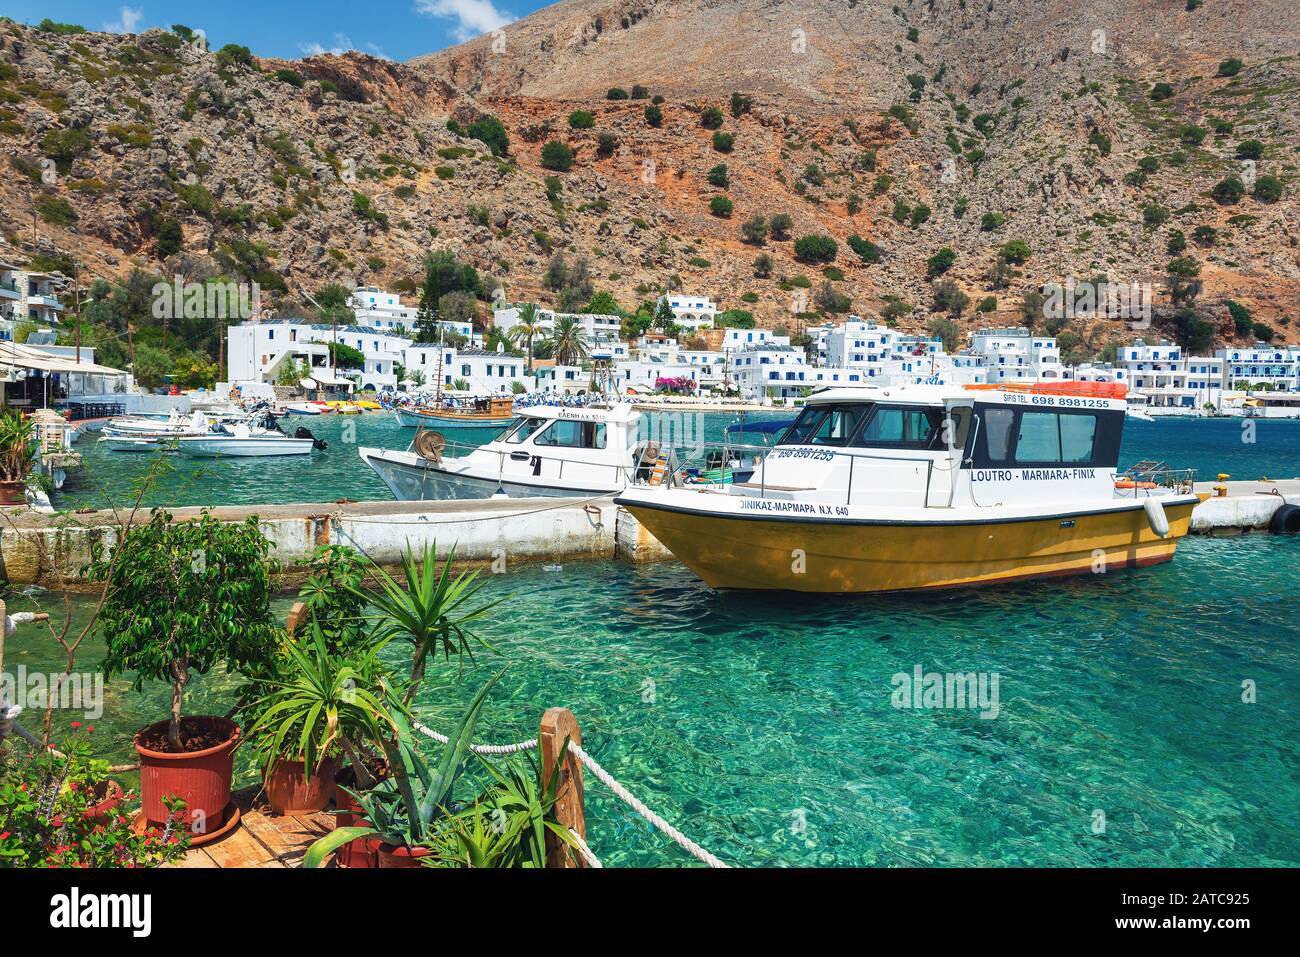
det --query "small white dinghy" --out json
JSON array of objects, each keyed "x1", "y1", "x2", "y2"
[{"x1": 176, "y1": 422, "x2": 323, "y2": 457}]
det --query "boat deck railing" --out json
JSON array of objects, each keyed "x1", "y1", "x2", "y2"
[{"x1": 1116, "y1": 462, "x2": 1197, "y2": 496}]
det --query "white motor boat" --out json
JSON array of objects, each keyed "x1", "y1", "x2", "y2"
[
  {"x1": 361, "y1": 404, "x2": 669, "y2": 501},
  {"x1": 285, "y1": 402, "x2": 324, "y2": 415},
  {"x1": 99, "y1": 434, "x2": 185, "y2": 453},
  {"x1": 176, "y1": 422, "x2": 325, "y2": 458},
  {"x1": 103, "y1": 410, "x2": 211, "y2": 436}
]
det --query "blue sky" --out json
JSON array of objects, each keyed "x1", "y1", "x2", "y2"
[{"x1": 4, "y1": 1, "x2": 554, "y2": 61}]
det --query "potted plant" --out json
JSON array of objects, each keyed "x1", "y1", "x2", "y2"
[
  {"x1": 245, "y1": 621, "x2": 400, "y2": 815},
  {"x1": 92, "y1": 509, "x2": 280, "y2": 834},
  {"x1": 0, "y1": 407, "x2": 35, "y2": 505},
  {"x1": 0, "y1": 727, "x2": 191, "y2": 868},
  {"x1": 303, "y1": 670, "x2": 504, "y2": 868},
  {"x1": 426, "y1": 747, "x2": 577, "y2": 868}
]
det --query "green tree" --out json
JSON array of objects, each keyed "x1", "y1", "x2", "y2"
[
  {"x1": 794, "y1": 235, "x2": 838, "y2": 263},
  {"x1": 467, "y1": 115, "x2": 510, "y2": 156},
  {"x1": 540, "y1": 140, "x2": 575, "y2": 171},
  {"x1": 644, "y1": 104, "x2": 663, "y2": 127},
  {"x1": 700, "y1": 107, "x2": 725, "y2": 129},
  {"x1": 546, "y1": 315, "x2": 590, "y2": 366},
  {"x1": 926, "y1": 247, "x2": 957, "y2": 278},
  {"x1": 94, "y1": 510, "x2": 279, "y2": 750}
]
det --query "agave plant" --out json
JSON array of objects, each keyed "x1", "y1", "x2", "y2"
[
  {"x1": 426, "y1": 747, "x2": 578, "y2": 868},
  {"x1": 243, "y1": 619, "x2": 402, "y2": 788},
  {"x1": 361, "y1": 542, "x2": 503, "y2": 705},
  {"x1": 302, "y1": 669, "x2": 505, "y2": 867}
]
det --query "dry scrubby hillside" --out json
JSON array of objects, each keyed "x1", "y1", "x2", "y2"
[{"x1": 3, "y1": 0, "x2": 1299, "y2": 364}]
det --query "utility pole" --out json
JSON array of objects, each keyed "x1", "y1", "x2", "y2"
[{"x1": 73, "y1": 260, "x2": 81, "y2": 365}]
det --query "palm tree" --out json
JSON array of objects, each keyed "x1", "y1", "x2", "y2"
[
  {"x1": 547, "y1": 315, "x2": 590, "y2": 368},
  {"x1": 513, "y1": 302, "x2": 544, "y2": 374}
]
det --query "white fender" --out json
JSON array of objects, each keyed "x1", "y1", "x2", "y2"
[{"x1": 1143, "y1": 497, "x2": 1169, "y2": 538}]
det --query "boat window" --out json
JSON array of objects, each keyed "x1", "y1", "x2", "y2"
[
  {"x1": 534, "y1": 419, "x2": 607, "y2": 449},
  {"x1": 808, "y1": 405, "x2": 870, "y2": 446},
  {"x1": 778, "y1": 406, "x2": 832, "y2": 445},
  {"x1": 1015, "y1": 411, "x2": 1098, "y2": 464},
  {"x1": 851, "y1": 405, "x2": 945, "y2": 449},
  {"x1": 505, "y1": 417, "x2": 549, "y2": 444},
  {"x1": 982, "y1": 408, "x2": 1016, "y2": 462},
  {"x1": 1015, "y1": 412, "x2": 1061, "y2": 462},
  {"x1": 1058, "y1": 414, "x2": 1098, "y2": 463}
]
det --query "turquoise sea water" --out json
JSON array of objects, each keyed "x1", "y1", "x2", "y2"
[
  {"x1": 50, "y1": 412, "x2": 1300, "y2": 509},
  {"x1": 11, "y1": 413, "x2": 1298, "y2": 866},
  {"x1": 5, "y1": 539, "x2": 1298, "y2": 867}
]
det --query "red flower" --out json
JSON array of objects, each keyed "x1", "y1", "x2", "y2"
[
  {"x1": 0, "y1": 831, "x2": 10, "y2": 841},
  {"x1": 70, "y1": 721, "x2": 82, "y2": 729}
]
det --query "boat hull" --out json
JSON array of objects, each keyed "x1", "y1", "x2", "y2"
[
  {"x1": 361, "y1": 449, "x2": 617, "y2": 501},
  {"x1": 394, "y1": 409, "x2": 514, "y2": 430},
  {"x1": 177, "y1": 438, "x2": 314, "y2": 457},
  {"x1": 618, "y1": 496, "x2": 1198, "y2": 594}
]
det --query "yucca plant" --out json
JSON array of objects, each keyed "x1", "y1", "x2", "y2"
[
  {"x1": 360, "y1": 542, "x2": 503, "y2": 705},
  {"x1": 243, "y1": 619, "x2": 402, "y2": 788},
  {"x1": 302, "y1": 669, "x2": 505, "y2": 867}
]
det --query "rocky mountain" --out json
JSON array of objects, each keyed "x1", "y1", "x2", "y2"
[{"x1": 3, "y1": 1, "x2": 1299, "y2": 363}]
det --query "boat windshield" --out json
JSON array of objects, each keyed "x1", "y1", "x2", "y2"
[
  {"x1": 778, "y1": 403, "x2": 871, "y2": 447},
  {"x1": 503, "y1": 417, "x2": 549, "y2": 444},
  {"x1": 778, "y1": 402, "x2": 953, "y2": 450},
  {"x1": 534, "y1": 419, "x2": 607, "y2": 450}
]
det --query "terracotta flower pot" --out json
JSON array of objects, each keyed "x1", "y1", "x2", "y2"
[
  {"x1": 263, "y1": 755, "x2": 340, "y2": 815},
  {"x1": 333, "y1": 787, "x2": 381, "y2": 869},
  {"x1": 378, "y1": 844, "x2": 432, "y2": 869},
  {"x1": 0, "y1": 480, "x2": 27, "y2": 506},
  {"x1": 83, "y1": 780, "x2": 126, "y2": 822},
  {"x1": 133, "y1": 715, "x2": 240, "y2": 833}
]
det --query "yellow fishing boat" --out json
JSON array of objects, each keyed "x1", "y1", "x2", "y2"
[{"x1": 616, "y1": 383, "x2": 1199, "y2": 593}]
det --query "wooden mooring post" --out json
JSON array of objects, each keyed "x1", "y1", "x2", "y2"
[{"x1": 539, "y1": 707, "x2": 587, "y2": 868}]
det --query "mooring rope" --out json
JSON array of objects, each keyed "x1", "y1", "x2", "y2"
[
  {"x1": 567, "y1": 740, "x2": 730, "y2": 869},
  {"x1": 569, "y1": 827, "x2": 603, "y2": 868},
  {"x1": 411, "y1": 721, "x2": 730, "y2": 868},
  {"x1": 410, "y1": 720, "x2": 538, "y2": 755},
  {"x1": 337, "y1": 493, "x2": 613, "y2": 528}
]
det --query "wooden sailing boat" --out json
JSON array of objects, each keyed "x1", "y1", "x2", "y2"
[{"x1": 394, "y1": 325, "x2": 516, "y2": 429}]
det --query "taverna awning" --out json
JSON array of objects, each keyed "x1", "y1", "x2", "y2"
[{"x1": 0, "y1": 342, "x2": 127, "y2": 376}]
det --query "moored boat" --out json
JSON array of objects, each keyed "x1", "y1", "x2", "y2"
[
  {"x1": 616, "y1": 382, "x2": 1200, "y2": 594},
  {"x1": 362, "y1": 404, "x2": 665, "y2": 500},
  {"x1": 394, "y1": 397, "x2": 516, "y2": 430},
  {"x1": 175, "y1": 422, "x2": 325, "y2": 458}
]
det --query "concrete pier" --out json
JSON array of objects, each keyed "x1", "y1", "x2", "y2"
[
  {"x1": 0, "y1": 496, "x2": 674, "y2": 588},
  {"x1": 1189, "y1": 479, "x2": 1300, "y2": 535}
]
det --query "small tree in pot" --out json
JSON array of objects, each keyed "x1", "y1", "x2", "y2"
[{"x1": 92, "y1": 509, "x2": 281, "y2": 832}]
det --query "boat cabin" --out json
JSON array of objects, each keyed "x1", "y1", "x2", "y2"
[
  {"x1": 744, "y1": 383, "x2": 1128, "y2": 508},
  {"x1": 463, "y1": 404, "x2": 647, "y2": 488}
]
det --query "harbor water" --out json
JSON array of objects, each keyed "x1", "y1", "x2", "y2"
[
  {"x1": 4, "y1": 535, "x2": 1297, "y2": 867},
  {"x1": 7, "y1": 412, "x2": 1296, "y2": 866},
  {"x1": 52, "y1": 412, "x2": 1300, "y2": 509}
]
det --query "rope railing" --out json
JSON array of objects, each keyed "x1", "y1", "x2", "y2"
[{"x1": 411, "y1": 718, "x2": 730, "y2": 869}]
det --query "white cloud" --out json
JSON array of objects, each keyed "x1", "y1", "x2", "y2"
[
  {"x1": 104, "y1": 6, "x2": 144, "y2": 34},
  {"x1": 299, "y1": 33, "x2": 389, "y2": 59},
  {"x1": 415, "y1": 0, "x2": 516, "y2": 43}
]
